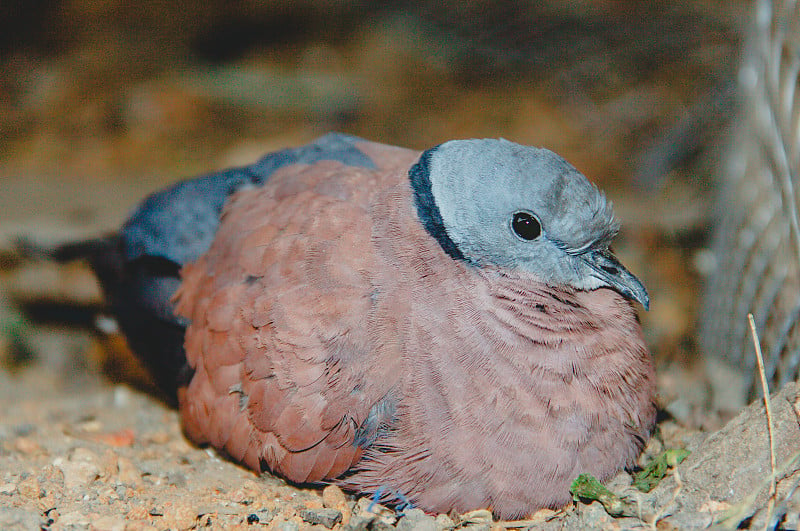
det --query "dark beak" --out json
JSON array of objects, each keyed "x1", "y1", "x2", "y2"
[{"x1": 582, "y1": 249, "x2": 649, "y2": 310}]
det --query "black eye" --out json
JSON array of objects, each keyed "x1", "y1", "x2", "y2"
[
  {"x1": 601, "y1": 264, "x2": 619, "y2": 275},
  {"x1": 511, "y1": 211, "x2": 541, "y2": 241}
]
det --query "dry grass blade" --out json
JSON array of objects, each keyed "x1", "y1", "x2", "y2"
[{"x1": 748, "y1": 312, "x2": 776, "y2": 530}]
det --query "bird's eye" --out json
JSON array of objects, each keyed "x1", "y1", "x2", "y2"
[
  {"x1": 601, "y1": 264, "x2": 619, "y2": 275},
  {"x1": 511, "y1": 211, "x2": 541, "y2": 241}
]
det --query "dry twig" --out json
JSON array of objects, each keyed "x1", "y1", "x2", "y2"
[{"x1": 748, "y1": 312, "x2": 776, "y2": 530}]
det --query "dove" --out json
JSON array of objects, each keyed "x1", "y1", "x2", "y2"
[{"x1": 53, "y1": 133, "x2": 655, "y2": 519}]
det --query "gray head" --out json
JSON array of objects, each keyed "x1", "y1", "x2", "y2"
[{"x1": 409, "y1": 138, "x2": 648, "y2": 309}]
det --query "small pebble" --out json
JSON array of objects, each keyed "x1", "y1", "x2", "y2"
[
  {"x1": 58, "y1": 448, "x2": 102, "y2": 489},
  {"x1": 274, "y1": 519, "x2": 300, "y2": 531},
  {"x1": 0, "y1": 483, "x2": 17, "y2": 495},
  {"x1": 90, "y1": 515, "x2": 125, "y2": 531},
  {"x1": 116, "y1": 456, "x2": 141, "y2": 485},
  {"x1": 17, "y1": 475, "x2": 41, "y2": 500},
  {"x1": 322, "y1": 484, "x2": 347, "y2": 509},
  {"x1": 76, "y1": 419, "x2": 102, "y2": 433},
  {"x1": 299, "y1": 507, "x2": 343, "y2": 528},
  {"x1": 529, "y1": 507, "x2": 560, "y2": 521},
  {"x1": 355, "y1": 497, "x2": 393, "y2": 517},
  {"x1": 126, "y1": 506, "x2": 151, "y2": 520},
  {"x1": 14, "y1": 436, "x2": 41, "y2": 455},
  {"x1": 163, "y1": 501, "x2": 197, "y2": 530},
  {"x1": 57, "y1": 510, "x2": 90, "y2": 527},
  {"x1": 39, "y1": 465, "x2": 65, "y2": 489},
  {"x1": 247, "y1": 509, "x2": 274, "y2": 525},
  {"x1": 321, "y1": 485, "x2": 352, "y2": 525},
  {"x1": 165, "y1": 471, "x2": 187, "y2": 488},
  {"x1": 113, "y1": 385, "x2": 131, "y2": 407},
  {"x1": 301, "y1": 497, "x2": 324, "y2": 509},
  {"x1": 369, "y1": 519, "x2": 397, "y2": 531},
  {"x1": 98, "y1": 449, "x2": 120, "y2": 479},
  {"x1": 460, "y1": 509, "x2": 493, "y2": 522},
  {"x1": 228, "y1": 480, "x2": 260, "y2": 505},
  {"x1": 396, "y1": 508, "x2": 437, "y2": 531},
  {"x1": 342, "y1": 514, "x2": 375, "y2": 531},
  {"x1": 148, "y1": 431, "x2": 171, "y2": 445},
  {"x1": 434, "y1": 513, "x2": 455, "y2": 529},
  {"x1": 93, "y1": 428, "x2": 135, "y2": 447}
]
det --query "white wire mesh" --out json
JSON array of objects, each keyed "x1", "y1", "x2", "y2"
[{"x1": 701, "y1": 0, "x2": 800, "y2": 398}]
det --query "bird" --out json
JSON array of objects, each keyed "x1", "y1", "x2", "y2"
[{"x1": 47, "y1": 132, "x2": 655, "y2": 519}]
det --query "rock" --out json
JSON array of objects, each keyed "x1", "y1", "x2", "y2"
[
  {"x1": 434, "y1": 513, "x2": 455, "y2": 529},
  {"x1": 321, "y1": 484, "x2": 352, "y2": 526},
  {"x1": 115, "y1": 456, "x2": 141, "y2": 486},
  {"x1": 368, "y1": 519, "x2": 397, "y2": 531},
  {"x1": 299, "y1": 507, "x2": 343, "y2": 528},
  {"x1": 161, "y1": 500, "x2": 198, "y2": 530},
  {"x1": 647, "y1": 381, "x2": 800, "y2": 529},
  {"x1": 14, "y1": 436, "x2": 41, "y2": 455},
  {"x1": 245, "y1": 508, "x2": 274, "y2": 525},
  {"x1": 456, "y1": 509, "x2": 493, "y2": 527},
  {"x1": 684, "y1": 381, "x2": 799, "y2": 500},
  {"x1": 126, "y1": 506, "x2": 150, "y2": 520},
  {"x1": 57, "y1": 510, "x2": 91, "y2": 527},
  {"x1": 90, "y1": 515, "x2": 126, "y2": 531},
  {"x1": 322, "y1": 484, "x2": 347, "y2": 509},
  {"x1": 342, "y1": 514, "x2": 375, "y2": 531},
  {"x1": 396, "y1": 508, "x2": 437, "y2": 531},
  {"x1": 164, "y1": 471, "x2": 186, "y2": 487},
  {"x1": 273, "y1": 519, "x2": 300, "y2": 531},
  {"x1": 354, "y1": 496, "x2": 395, "y2": 520},
  {"x1": 56, "y1": 448, "x2": 102, "y2": 489},
  {"x1": 17, "y1": 475, "x2": 41, "y2": 500},
  {"x1": 574, "y1": 501, "x2": 616, "y2": 529},
  {"x1": 0, "y1": 507, "x2": 42, "y2": 529}
]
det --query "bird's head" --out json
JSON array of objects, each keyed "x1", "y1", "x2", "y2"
[{"x1": 409, "y1": 138, "x2": 649, "y2": 309}]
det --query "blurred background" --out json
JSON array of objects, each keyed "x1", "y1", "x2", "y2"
[{"x1": 0, "y1": 0, "x2": 749, "y2": 422}]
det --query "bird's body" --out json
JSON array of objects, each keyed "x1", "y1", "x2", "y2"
[{"x1": 52, "y1": 133, "x2": 655, "y2": 518}]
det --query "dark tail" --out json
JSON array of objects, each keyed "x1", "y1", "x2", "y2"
[{"x1": 16, "y1": 235, "x2": 189, "y2": 405}]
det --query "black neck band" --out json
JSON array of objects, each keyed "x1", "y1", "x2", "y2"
[{"x1": 409, "y1": 148, "x2": 465, "y2": 261}]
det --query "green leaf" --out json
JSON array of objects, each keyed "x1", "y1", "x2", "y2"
[
  {"x1": 570, "y1": 473, "x2": 630, "y2": 517},
  {"x1": 632, "y1": 448, "x2": 690, "y2": 492}
]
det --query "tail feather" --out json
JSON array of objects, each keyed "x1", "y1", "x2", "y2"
[{"x1": 17, "y1": 234, "x2": 188, "y2": 404}]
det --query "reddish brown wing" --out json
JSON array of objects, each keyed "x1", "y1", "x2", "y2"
[{"x1": 174, "y1": 149, "x2": 415, "y2": 483}]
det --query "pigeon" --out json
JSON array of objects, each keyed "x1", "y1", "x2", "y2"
[{"x1": 51, "y1": 133, "x2": 656, "y2": 519}]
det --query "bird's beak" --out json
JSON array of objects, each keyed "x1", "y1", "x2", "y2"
[{"x1": 582, "y1": 249, "x2": 649, "y2": 310}]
